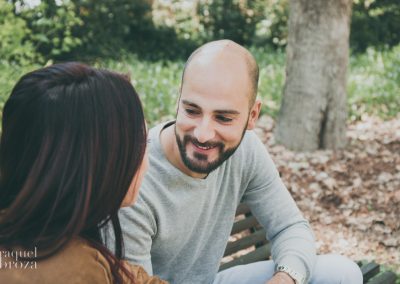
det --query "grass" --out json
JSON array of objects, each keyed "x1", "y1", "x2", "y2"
[
  {"x1": 98, "y1": 57, "x2": 184, "y2": 126},
  {"x1": 251, "y1": 47, "x2": 287, "y2": 118},
  {"x1": 348, "y1": 45, "x2": 400, "y2": 121},
  {"x1": 0, "y1": 45, "x2": 399, "y2": 126}
]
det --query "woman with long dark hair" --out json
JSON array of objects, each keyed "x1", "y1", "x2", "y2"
[{"x1": 0, "y1": 63, "x2": 167, "y2": 283}]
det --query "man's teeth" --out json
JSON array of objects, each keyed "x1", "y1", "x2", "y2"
[{"x1": 197, "y1": 145, "x2": 214, "y2": 150}]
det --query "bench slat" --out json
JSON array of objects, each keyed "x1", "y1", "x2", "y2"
[
  {"x1": 224, "y1": 229, "x2": 267, "y2": 256},
  {"x1": 367, "y1": 271, "x2": 397, "y2": 284},
  {"x1": 361, "y1": 262, "x2": 380, "y2": 282},
  {"x1": 220, "y1": 243, "x2": 271, "y2": 271},
  {"x1": 231, "y1": 216, "x2": 259, "y2": 234}
]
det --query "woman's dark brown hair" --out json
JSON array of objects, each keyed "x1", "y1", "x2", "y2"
[{"x1": 0, "y1": 62, "x2": 147, "y2": 283}]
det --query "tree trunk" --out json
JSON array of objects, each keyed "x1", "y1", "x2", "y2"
[{"x1": 275, "y1": 0, "x2": 352, "y2": 151}]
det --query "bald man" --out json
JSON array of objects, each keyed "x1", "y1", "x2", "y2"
[{"x1": 114, "y1": 40, "x2": 362, "y2": 284}]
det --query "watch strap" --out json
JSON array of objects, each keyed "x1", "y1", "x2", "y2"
[{"x1": 276, "y1": 265, "x2": 306, "y2": 284}]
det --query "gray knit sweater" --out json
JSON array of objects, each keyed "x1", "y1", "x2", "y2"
[{"x1": 114, "y1": 122, "x2": 316, "y2": 284}]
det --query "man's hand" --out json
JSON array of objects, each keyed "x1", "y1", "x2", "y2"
[{"x1": 266, "y1": 272, "x2": 296, "y2": 284}]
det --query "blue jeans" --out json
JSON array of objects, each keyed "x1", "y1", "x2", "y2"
[{"x1": 214, "y1": 254, "x2": 363, "y2": 284}]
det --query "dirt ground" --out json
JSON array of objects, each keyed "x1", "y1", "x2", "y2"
[{"x1": 253, "y1": 114, "x2": 400, "y2": 273}]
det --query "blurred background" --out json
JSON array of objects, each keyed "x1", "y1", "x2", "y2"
[{"x1": 0, "y1": 0, "x2": 399, "y2": 124}]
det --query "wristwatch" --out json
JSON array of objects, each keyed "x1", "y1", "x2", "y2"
[{"x1": 276, "y1": 265, "x2": 306, "y2": 284}]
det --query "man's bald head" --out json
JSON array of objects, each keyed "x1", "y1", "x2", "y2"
[{"x1": 181, "y1": 40, "x2": 259, "y2": 106}]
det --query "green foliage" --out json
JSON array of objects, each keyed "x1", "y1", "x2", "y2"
[
  {"x1": 348, "y1": 45, "x2": 400, "y2": 120},
  {"x1": 127, "y1": 25, "x2": 197, "y2": 61},
  {"x1": 351, "y1": 0, "x2": 400, "y2": 52},
  {"x1": 198, "y1": 0, "x2": 262, "y2": 45},
  {"x1": 0, "y1": 0, "x2": 38, "y2": 65},
  {"x1": 154, "y1": 0, "x2": 289, "y2": 52},
  {"x1": 72, "y1": 0, "x2": 153, "y2": 58},
  {"x1": 100, "y1": 56, "x2": 184, "y2": 126},
  {"x1": 251, "y1": 47, "x2": 286, "y2": 117},
  {"x1": 157, "y1": 1, "x2": 205, "y2": 44},
  {"x1": 2, "y1": 0, "x2": 400, "y2": 63},
  {"x1": 68, "y1": 0, "x2": 190, "y2": 61},
  {"x1": 254, "y1": 0, "x2": 289, "y2": 48},
  {"x1": 10, "y1": 0, "x2": 173, "y2": 61},
  {"x1": 19, "y1": 0, "x2": 83, "y2": 60}
]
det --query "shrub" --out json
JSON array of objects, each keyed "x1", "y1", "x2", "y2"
[
  {"x1": 19, "y1": 0, "x2": 83, "y2": 61},
  {"x1": 71, "y1": 0, "x2": 155, "y2": 59},
  {"x1": 0, "y1": 1, "x2": 38, "y2": 65},
  {"x1": 197, "y1": 0, "x2": 261, "y2": 45},
  {"x1": 351, "y1": 0, "x2": 400, "y2": 52}
]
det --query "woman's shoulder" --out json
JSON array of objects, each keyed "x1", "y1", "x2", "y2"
[
  {"x1": 0, "y1": 238, "x2": 113, "y2": 284},
  {"x1": 58, "y1": 238, "x2": 114, "y2": 282},
  {"x1": 68, "y1": 239, "x2": 169, "y2": 283}
]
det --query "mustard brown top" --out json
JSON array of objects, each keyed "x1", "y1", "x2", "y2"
[{"x1": 0, "y1": 238, "x2": 167, "y2": 284}]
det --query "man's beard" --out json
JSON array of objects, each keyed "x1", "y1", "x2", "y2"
[{"x1": 175, "y1": 127, "x2": 246, "y2": 175}]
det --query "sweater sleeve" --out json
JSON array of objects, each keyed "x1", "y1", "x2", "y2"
[
  {"x1": 105, "y1": 194, "x2": 156, "y2": 276},
  {"x1": 241, "y1": 131, "x2": 316, "y2": 282}
]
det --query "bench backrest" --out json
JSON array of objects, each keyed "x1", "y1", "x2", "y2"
[{"x1": 220, "y1": 203, "x2": 270, "y2": 271}]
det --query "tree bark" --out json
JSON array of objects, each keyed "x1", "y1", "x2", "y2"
[{"x1": 275, "y1": 0, "x2": 352, "y2": 151}]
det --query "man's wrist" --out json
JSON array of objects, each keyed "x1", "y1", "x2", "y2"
[
  {"x1": 273, "y1": 272, "x2": 296, "y2": 283},
  {"x1": 275, "y1": 265, "x2": 306, "y2": 284}
]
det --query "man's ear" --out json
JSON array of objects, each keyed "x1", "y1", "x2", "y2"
[{"x1": 247, "y1": 99, "x2": 261, "y2": 130}]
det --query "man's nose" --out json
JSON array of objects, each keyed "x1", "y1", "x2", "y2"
[{"x1": 193, "y1": 118, "x2": 215, "y2": 143}]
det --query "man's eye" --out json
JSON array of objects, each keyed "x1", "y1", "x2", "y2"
[
  {"x1": 216, "y1": 115, "x2": 233, "y2": 123},
  {"x1": 185, "y1": 109, "x2": 199, "y2": 115}
]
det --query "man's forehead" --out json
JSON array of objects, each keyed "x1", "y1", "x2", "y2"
[{"x1": 183, "y1": 50, "x2": 250, "y2": 93}]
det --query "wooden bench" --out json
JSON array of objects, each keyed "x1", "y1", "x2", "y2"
[{"x1": 220, "y1": 203, "x2": 397, "y2": 284}]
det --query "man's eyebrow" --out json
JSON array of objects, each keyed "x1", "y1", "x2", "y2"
[
  {"x1": 181, "y1": 100, "x2": 200, "y2": 108},
  {"x1": 181, "y1": 100, "x2": 240, "y2": 115}
]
